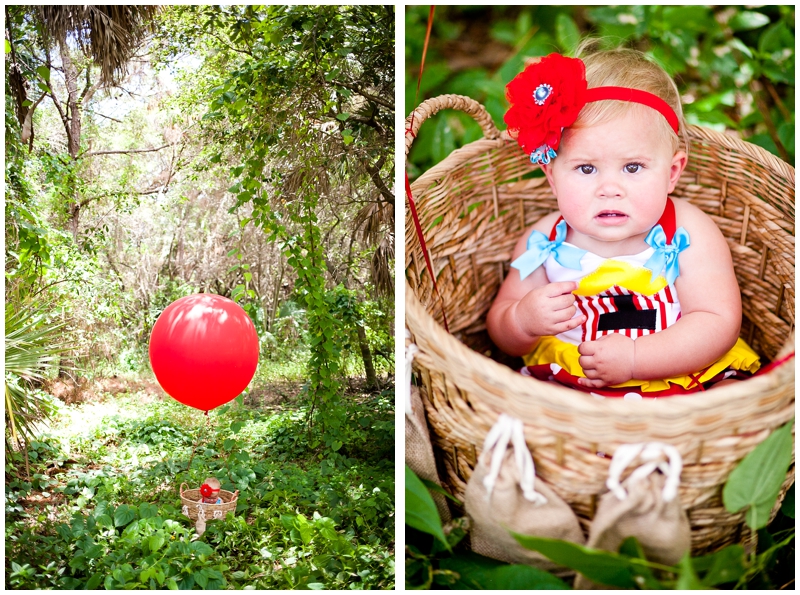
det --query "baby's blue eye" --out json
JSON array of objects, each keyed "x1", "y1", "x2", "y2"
[
  {"x1": 579, "y1": 164, "x2": 595, "y2": 174},
  {"x1": 625, "y1": 163, "x2": 642, "y2": 173}
]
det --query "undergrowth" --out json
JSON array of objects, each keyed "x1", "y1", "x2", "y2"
[{"x1": 5, "y1": 388, "x2": 395, "y2": 589}]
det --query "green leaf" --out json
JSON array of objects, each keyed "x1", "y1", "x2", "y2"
[
  {"x1": 723, "y1": 421, "x2": 794, "y2": 529},
  {"x1": 138, "y1": 502, "x2": 158, "y2": 518},
  {"x1": 675, "y1": 552, "x2": 705, "y2": 589},
  {"x1": 224, "y1": 438, "x2": 236, "y2": 450},
  {"x1": 69, "y1": 554, "x2": 87, "y2": 570},
  {"x1": 331, "y1": 440, "x2": 343, "y2": 452},
  {"x1": 36, "y1": 65, "x2": 50, "y2": 82},
  {"x1": 336, "y1": 112, "x2": 350, "y2": 121},
  {"x1": 419, "y1": 477, "x2": 461, "y2": 504},
  {"x1": 441, "y1": 553, "x2": 570, "y2": 589},
  {"x1": 5, "y1": 39, "x2": 10, "y2": 54},
  {"x1": 405, "y1": 465, "x2": 449, "y2": 550},
  {"x1": 729, "y1": 10, "x2": 770, "y2": 31},
  {"x1": 426, "y1": 215, "x2": 443, "y2": 231},
  {"x1": 758, "y1": 21, "x2": 794, "y2": 54},
  {"x1": 149, "y1": 534, "x2": 165, "y2": 553},
  {"x1": 691, "y1": 544, "x2": 746, "y2": 586},
  {"x1": 86, "y1": 572, "x2": 103, "y2": 590},
  {"x1": 511, "y1": 533, "x2": 639, "y2": 588},
  {"x1": 114, "y1": 504, "x2": 137, "y2": 527},
  {"x1": 307, "y1": 583, "x2": 326, "y2": 589},
  {"x1": 193, "y1": 570, "x2": 208, "y2": 589},
  {"x1": 555, "y1": 13, "x2": 581, "y2": 53},
  {"x1": 230, "y1": 421, "x2": 245, "y2": 434},
  {"x1": 617, "y1": 537, "x2": 664, "y2": 589}
]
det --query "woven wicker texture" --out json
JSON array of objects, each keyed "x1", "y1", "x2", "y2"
[
  {"x1": 405, "y1": 94, "x2": 795, "y2": 554},
  {"x1": 180, "y1": 483, "x2": 239, "y2": 521}
]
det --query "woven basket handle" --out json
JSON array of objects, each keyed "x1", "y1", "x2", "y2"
[
  {"x1": 405, "y1": 94, "x2": 501, "y2": 159},
  {"x1": 179, "y1": 482, "x2": 188, "y2": 496}
]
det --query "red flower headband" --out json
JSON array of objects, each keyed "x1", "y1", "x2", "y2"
[
  {"x1": 504, "y1": 53, "x2": 680, "y2": 165},
  {"x1": 200, "y1": 483, "x2": 217, "y2": 498}
]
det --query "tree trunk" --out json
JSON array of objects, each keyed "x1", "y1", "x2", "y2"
[
  {"x1": 268, "y1": 257, "x2": 284, "y2": 333},
  {"x1": 356, "y1": 323, "x2": 378, "y2": 390},
  {"x1": 59, "y1": 42, "x2": 84, "y2": 238}
]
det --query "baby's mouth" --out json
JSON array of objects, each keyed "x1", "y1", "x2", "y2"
[{"x1": 596, "y1": 211, "x2": 627, "y2": 218}]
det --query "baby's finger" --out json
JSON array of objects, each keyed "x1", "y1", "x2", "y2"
[
  {"x1": 580, "y1": 363, "x2": 599, "y2": 379},
  {"x1": 578, "y1": 377, "x2": 606, "y2": 389},
  {"x1": 550, "y1": 292, "x2": 577, "y2": 310},
  {"x1": 560, "y1": 313, "x2": 586, "y2": 331},
  {"x1": 578, "y1": 341, "x2": 596, "y2": 356},
  {"x1": 545, "y1": 281, "x2": 578, "y2": 297}
]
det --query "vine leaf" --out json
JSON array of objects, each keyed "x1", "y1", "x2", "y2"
[
  {"x1": 511, "y1": 532, "x2": 641, "y2": 589},
  {"x1": 440, "y1": 552, "x2": 569, "y2": 589},
  {"x1": 722, "y1": 421, "x2": 794, "y2": 529},
  {"x1": 405, "y1": 465, "x2": 449, "y2": 550}
]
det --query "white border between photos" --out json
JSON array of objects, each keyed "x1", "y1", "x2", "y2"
[{"x1": 394, "y1": 5, "x2": 406, "y2": 590}]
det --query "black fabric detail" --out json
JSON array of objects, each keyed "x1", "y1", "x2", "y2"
[{"x1": 597, "y1": 294, "x2": 657, "y2": 331}]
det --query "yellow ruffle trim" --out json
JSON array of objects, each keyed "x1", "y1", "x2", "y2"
[{"x1": 522, "y1": 336, "x2": 761, "y2": 392}]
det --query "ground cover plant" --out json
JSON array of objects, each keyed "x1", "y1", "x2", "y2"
[{"x1": 7, "y1": 384, "x2": 395, "y2": 589}]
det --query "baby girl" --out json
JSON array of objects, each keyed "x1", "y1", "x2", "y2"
[
  {"x1": 200, "y1": 477, "x2": 222, "y2": 504},
  {"x1": 487, "y1": 44, "x2": 760, "y2": 398}
]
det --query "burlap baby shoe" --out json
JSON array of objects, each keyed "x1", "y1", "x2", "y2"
[
  {"x1": 464, "y1": 414, "x2": 585, "y2": 572},
  {"x1": 575, "y1": 442, "x2": 690, "y2": 589}
]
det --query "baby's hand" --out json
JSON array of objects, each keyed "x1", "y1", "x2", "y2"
[
  {"x1": 577, "y1": 334, "x2": 635, "y2": 388},
  {"x1": 515, "y1": 281, "x2": 585, "y2": 337}
]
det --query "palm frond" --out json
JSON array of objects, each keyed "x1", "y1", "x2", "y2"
[
  {"x1": 5, "y1": 298, "x2": 70, "y2": 449},
  {"x1": 370, "y1": 232, "x2": 394, "y2": 298},
  {"x1": 36, "y1": 5, "x2": 161, "y2": 84}
]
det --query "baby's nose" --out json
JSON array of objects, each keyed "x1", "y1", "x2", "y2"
[{"x1": 596, "y1": 173, "x2": 624, "y2": 197}]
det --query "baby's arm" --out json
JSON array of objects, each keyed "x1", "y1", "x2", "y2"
[
  {"x1": 487, "y1": 211, "x2": 586, "y2": 357},
  {"x1": 578, "y1": 200, "x2": 742, "y2": 388}
]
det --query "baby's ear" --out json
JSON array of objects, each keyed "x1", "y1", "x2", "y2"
[
  {"x1": 668, "y1": 151, "x2": 688, "y2": 192},
  {"x1": 541, "y1": 163, "x2": 558, "y2": 196}
]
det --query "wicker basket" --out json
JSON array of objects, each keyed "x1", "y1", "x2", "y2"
[
  {"x1": 179, "y1": 482, "x2": 239, "y2": 521},
  {"x1": 405, "y1": 94, "x2": 795, "y2": 555}
]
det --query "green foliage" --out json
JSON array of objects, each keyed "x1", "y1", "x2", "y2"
[
  {"x1": 4, "y1": 295, "x2": 67, "y2": 450},
  {"x1": 6, "y1": 390, "x2": 394, "y2": 589},
  {"x1": 406, "y1": 5, "x2": 795, "y2": 179},
  {"x1": 158, "y1": 5, "x2": 394, "y2": 450},
  {"x1": 723, "y1": 421, "x2": 794, "y2": 529},
  {"x1": 405, "y1": 459, "x2": 794, "y2": 590},
  {"x1": 405, "y1": 465, "x2": 449, "y2": 550}
]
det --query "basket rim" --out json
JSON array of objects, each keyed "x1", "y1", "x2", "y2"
[
  {"x1": 179, "y1": 482, "x2": 239, "y2": 504},
  {"x1": 406, "y1": 282, "x2": 795, "y2": 442}
]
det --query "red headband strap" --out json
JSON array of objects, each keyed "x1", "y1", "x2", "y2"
[
  {"x1": 586, "y1": 86, "x2": 679, "y2": 134},
  {"x1": 504, "y1": 53, "x2": 682, "y2": 165}
]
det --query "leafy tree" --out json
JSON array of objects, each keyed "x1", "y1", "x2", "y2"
[{"x1": 153, "y1": 5, "x2": 395, "y2": 444}]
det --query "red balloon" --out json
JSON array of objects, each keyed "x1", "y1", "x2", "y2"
[{"x1": 149, "y1": 294, "x2": 259, "y2": 411}]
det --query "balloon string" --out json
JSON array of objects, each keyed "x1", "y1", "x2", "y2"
[{"x1": 187, "y1": 409, "x2": 211, "y2": 471}]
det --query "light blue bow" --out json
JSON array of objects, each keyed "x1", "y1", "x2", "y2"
[
  {"x1": 511, "y1": 220, "x2": 586, "y2": 279},
  {"x1": 643, "y1": 224, "x2": 690, "y2": 285},
  {"x1": 530, "y1": 144, "x2": 557, "y2": 165}
]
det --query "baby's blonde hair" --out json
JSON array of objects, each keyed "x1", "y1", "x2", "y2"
[
  {"x1": 204, "y1": 477, "x2": 221, "y2": 490},
  {"x1": 572, "y1": 39, "x2": 688, "y2": 155}
]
